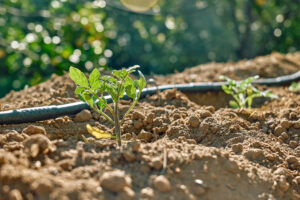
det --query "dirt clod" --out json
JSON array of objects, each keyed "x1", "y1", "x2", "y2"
[
  {"x1": 100, "y1": 170, "x2": 131, "y2": 193},
  {"x1": 243, "y1": 149, "x2": 264, "y2": 161},
  {"x1": 23, "y1": 134, "x2": 52, "y2": 157},
  {"x1": 231, "y1": 143, "x2": 243, "y2": 153},
  {"x1": 188, "y1": 115, "x2": 200, "y2": 128},
  {"x1": 74, "y1": 109, "x2": 92, "y2": 122},
  {"x1": 22, "y1": 125, "x2": 46, "y2": 135}
]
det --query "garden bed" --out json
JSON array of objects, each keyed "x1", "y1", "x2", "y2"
[{"x1": 0, "y1": 52, "x2": 300, "y2": 200}]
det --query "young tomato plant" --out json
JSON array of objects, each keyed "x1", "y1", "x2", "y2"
[
  {"x1": 69, "y1": 65, "x2": 146, "y2": 146},
  {"x1": 220, "y1": 75, "x2": 277, "y2": 108}
]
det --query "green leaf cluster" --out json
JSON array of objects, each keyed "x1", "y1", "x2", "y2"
[
  {"x1": 220, "y1": 75, "x2": 277, "y2": 108},
  {"x1": 69, "y1": 66, "x2": 147, "y2": 146}
]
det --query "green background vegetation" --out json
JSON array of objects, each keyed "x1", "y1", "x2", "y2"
[{"x1": 0, "y1": 0, "x2": 300, "y2": 97}]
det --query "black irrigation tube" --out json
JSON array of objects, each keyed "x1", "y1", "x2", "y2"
[{"x1": 0, "y1": 70, "x2": 300, "y2": 125}]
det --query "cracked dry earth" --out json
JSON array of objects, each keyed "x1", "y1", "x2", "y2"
[{"x1": 0, "y1": 52, "x2": 300, "y2": 200}]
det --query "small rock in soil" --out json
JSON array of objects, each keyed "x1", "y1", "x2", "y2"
[
  {"x1": 289, "y1": 140, "x2": 298, "y2": 148},
  {"x1": 231, "y1": 143, "x2": 243, "y2": 153},
  {"x1": 140, "y1": 187, "x2": 154, "y2": 198},
  {"x1": 243, "y1": 149, "x2": 264, "y2": 161},
  {"x1": 274, "y1": 126, "x2": 285, "y2": 136},
  {"x1": 153, "y1": 175, "x2": 171, "y2": 192},
  {"x1": 74, "y1": 109, "x2": 92, "y2": 122},
  {"x1": 22, "y1": 125, "x2": 46, "y2": 135},
  {"x1": 100, "y1": 170, "x2": 131, "y2": 193},
  {"x1": 285, "y1": 155, "x2": 298, "y2": 164},
  {"x1": 117, "y1": 187, "x2": 135, "y2": 200},
  {"x1": 150, "y1": 157, "x2": 163, "y2": 170},
  {"x1": 188, "y1": 115, "x2": 200, "y2": 128}
]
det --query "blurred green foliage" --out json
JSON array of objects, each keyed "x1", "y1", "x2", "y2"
[{"x1": 0, "y1": 0, "x2": 300, "y2": 97}]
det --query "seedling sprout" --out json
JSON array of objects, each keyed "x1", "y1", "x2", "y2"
[{"x1": 69, "y1": 65, "x2": 146, "y2": 146}]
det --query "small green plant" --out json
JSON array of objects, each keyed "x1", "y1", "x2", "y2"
[
  {"x1": 220, "y1": 75, "x2": 277, "y2": 108},
  {"x1": 69, "y1": 65, "x2": 146, "y2": 146},
  {"x1": 289, "y1": 81, "x2": 300, "y2": 92}
]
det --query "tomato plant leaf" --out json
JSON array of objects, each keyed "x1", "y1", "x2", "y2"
[{"x1": 69, "y1": 66, "x2": 89, "y2": 88}]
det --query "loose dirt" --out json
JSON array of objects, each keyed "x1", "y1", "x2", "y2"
[{"x1": 0, "y1": 52, "x2": 299, "y2": 200}]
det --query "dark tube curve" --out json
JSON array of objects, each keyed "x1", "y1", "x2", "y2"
[{"x1": 0, "y1": 70, "x2": 299, "y2": 124}]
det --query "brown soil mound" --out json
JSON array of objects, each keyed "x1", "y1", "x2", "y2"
[
  {"x1": 0, "y1": 52, "x2": 300, "y2": 200},
  {"x1": 155, "y1": 52, "x2": 300, "y2": 84}
]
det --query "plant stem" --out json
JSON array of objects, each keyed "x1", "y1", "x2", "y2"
[
  {"x1": 120, "y1": 99, "x2": 137, "y2": 125},
  {"x1": 120, "y1": 90, "x2": 142, "y2": 125},
  {"x1": 114, "y1": 102, "x2": 121, "y2": 146},
  {"x1": 88, "y1": 89, "x2": 114, "y2": 115},
  {"x1": 94, "y1": 107, "x2": 114, "y2": 125},
  {"x1": 114, "y1": 79, "x2": 124, "y2": 146}
]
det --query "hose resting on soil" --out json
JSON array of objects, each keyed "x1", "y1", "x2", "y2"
[{"x1": 1, "y1": 70, "x2": 300, "y2": 124}]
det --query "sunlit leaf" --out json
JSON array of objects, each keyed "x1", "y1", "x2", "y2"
[
  {"x1": 69, "y1": 67, "x2": 89, "y2": 88},
  {"x1": 89, "y1": 68, "x2": 101, "y2": 90},
  {"x1": 86, "y1": 124, "x2": 115, "y2": 139}
]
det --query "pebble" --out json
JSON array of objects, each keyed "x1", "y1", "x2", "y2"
[
  {"x1": 150, "y1": 157, "x2": 163, "y2": 170},
  {"x1": 274, "y1": 126, "x2": 285, "y2": 136},
  {"x1": 289, "y1": 141, "x2": 298, "y2": 148},
  {"x1": 231, "y1": 143, "x2": 243, "y2": 153},
  {"x1": 243, "y1": 149, "x2": 264, "y2": 161},
  {"x1": 153, "y1": 175, "x2": 171, "y2": 192},
  {"x1": 198, "y1": 110, "x2": 212, "y2": 118},
  {"x1": 74, "y1": 109, "x2": 92, "y2": 122},
  {"x1": 140, "y1": 187, "x2": 154, "y2": 198},
  {"x1": 188, "y1": 115, "x2": 200, "y2": 128},
  {"x1": 117, "y1": 187, "x2": 135, "y2": 200},
  {"x1": 280, "y1": 119, "x2": 291, "y2": 129},
  {"x1": 22, "y1": 125, "x2": 46, "y2": 135},
  {"x1": 286, "y1": 155, "x2": 298, "y2": 164},
  {"x1": 100, "y1": 170, "x2": 131, "y2": 192}
]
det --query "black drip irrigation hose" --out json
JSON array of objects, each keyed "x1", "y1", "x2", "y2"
[{"x1": 0, "y1": 70, "x2": 300, "y2": 125}]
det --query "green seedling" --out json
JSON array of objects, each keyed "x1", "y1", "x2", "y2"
[
  {"x1": 69, "y1": 65, "x2": 146, "y2": 146},
  {"x1": 220, "y1": 75, "x2": 277, "y2": 108},
  {"x1": 289, "y1": 81, "x2": 300, "y2": 92}
]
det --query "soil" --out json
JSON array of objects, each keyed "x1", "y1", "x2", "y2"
[{"x1": 0, "y1": 52, "x2": 300, "y2": 200}]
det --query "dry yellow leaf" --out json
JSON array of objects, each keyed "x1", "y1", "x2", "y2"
[{"x1": 86, "y1": 124, "x2": 114, "y2": 139}]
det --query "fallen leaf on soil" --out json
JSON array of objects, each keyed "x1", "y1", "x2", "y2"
[{"x1": 86, "y1": 124, "x2": 115, "y2": 139}]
